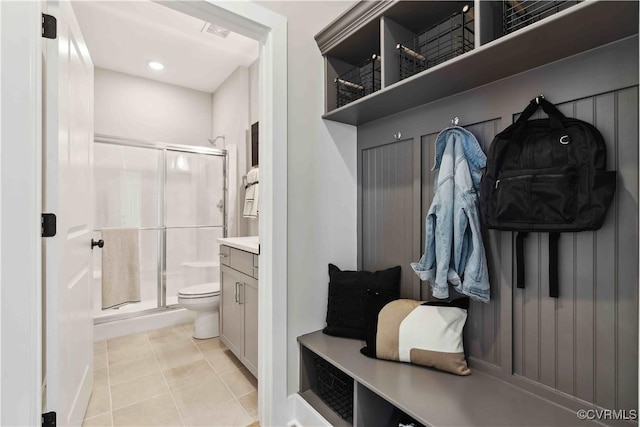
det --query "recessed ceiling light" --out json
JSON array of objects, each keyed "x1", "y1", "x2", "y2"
[{"x1": 148, "y1": 61, "x2": 165, "y2": 71}]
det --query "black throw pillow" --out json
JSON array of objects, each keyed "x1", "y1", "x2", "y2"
[{"x1": 323, "y1": 263, "x2": 401, "y2": 340}]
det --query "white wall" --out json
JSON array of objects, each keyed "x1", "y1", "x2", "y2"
[
  {"x1": 259, "y1": 1, "x2": 359, "y2": 395},
  {"x1": 94, "y1": 68, "x2": 212, "y2": 146},
  {"x1": 211, "y1": 66, "x2": 252, "y2": 237},
  {"x1": 249, "y1": 59, "x2": 259, "y2": 128}
]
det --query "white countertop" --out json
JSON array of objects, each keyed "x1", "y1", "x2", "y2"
[{"x1": 218, "y1": 236, "x2": 260, "y2": 254}]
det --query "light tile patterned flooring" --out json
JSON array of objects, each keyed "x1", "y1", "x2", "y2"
[{"x1": 84, "y1": 324, "x2": 258, "y2": 427}]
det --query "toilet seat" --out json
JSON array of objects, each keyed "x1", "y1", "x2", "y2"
[{"x1": 178, "y1": 282, "x2": 220, "y2": 299}]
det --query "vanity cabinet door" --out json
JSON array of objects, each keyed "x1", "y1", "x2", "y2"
[
  {"x1": 242, "y1": 277, "x2": 259, "y2": 376},
  {"x1": 220, "y1": 265, "x2": 243, "y2": 356}
]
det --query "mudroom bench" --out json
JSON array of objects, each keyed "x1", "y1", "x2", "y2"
[{"x1": 298, "y1": 330, "x2": 596, "y2": 427}]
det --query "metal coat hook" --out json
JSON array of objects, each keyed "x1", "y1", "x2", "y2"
[{"x1": 452, "y1": 117, "x2": 459, "y2": 126}]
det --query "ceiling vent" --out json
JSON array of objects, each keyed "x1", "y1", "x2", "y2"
[{"x1": 202, "y1": 23, "x2": 230, "y2": 38}]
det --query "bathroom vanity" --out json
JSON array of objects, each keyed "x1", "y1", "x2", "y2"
[{"x1": 218, "y1": 237, "x2": 259, "y2": 377}]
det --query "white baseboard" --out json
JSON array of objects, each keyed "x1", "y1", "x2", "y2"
[
  {"x1": 286, "y1": 393, "x2": 331, "y2": 427},
  {"x1": 94, "y1": 308, "x2": 196, "y2": 341}
]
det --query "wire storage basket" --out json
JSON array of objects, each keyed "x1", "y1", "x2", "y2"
[
  {"x1": 335, "y1": 55, "x2": 381, "y2": 108},
  {"x1": 503, "y1": 1, "x2": 581, "y2": 35},
  {"x1": 314, "y1": 357, "x2": 354, "y2": 422},
  {"x1": 397, "y1": 5, "x2": 474, "y2": 81}
]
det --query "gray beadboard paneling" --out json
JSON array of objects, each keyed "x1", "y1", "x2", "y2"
[
  {"x1": 419, "y1": 133, "x2": 437, "y2": 247},
  {"x1": 512, "y1": 90, "x2": 638, "y2": 410},
  {"x1": 539, "y1": 233, "x2": 556, "y2": 389},
  {"x1": 575, "y1": 230, "x2": 596, "y2": 403},
  {"x1": 362, "y1": 139, "x2": 418, "y2": 298},
  {"x1": 594, "y1": 93, "x2": 617, "y2": 411},
  {"x1": 467, "y1": 120, "x2": 502, "y2": 368},
  {"x1": 556, "y1": 232, "x2": 576, "y2": 396},
  {"x1": 614, "y1": 87, "x2": 639, "y2": 413},
  {"x1": 418, "y1": 133, "x2": 436, "y2": 301},
  {"x1": 575, "y1": 99, "x2": 597, "y2": 404}
]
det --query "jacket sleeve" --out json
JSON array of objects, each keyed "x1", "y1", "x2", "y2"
[
  {"x1": 454, "y1": 199, "x2": 490, "y2": 303},
  {"x1": 410, "y1": 208, "x2": 437, "y2": 284},
  {"x1": 432, "y1": 202, "x2": 453, "y2": 299},
  {"x1": 454, "y1": 205, "x2": 471, "y2": 276}
]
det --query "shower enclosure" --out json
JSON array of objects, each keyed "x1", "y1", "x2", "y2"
[{"x1": 93, "y1": 135, "x2": 227, "y2": 323}]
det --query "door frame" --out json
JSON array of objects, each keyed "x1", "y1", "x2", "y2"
[
  {"x1": 0, "y1": 1, "x2": 43, "y2": 426},
  {"x1": 0, "y1": 0, "x2": 288, "y2": 425}
]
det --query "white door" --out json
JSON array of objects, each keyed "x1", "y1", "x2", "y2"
[{"x1": 43, "y1": 1, "x2": 95, "y2": 425}]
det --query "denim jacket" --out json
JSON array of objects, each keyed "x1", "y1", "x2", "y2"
[{"x1": 410, "y1": 126, "x2": 490, "y2": 302}]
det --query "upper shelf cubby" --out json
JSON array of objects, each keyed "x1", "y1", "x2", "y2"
[
  {"x1": 324, "y1": 19, "x2": 381, "y2": 112},
  {"x1": 315, "y1": 0, "x2": 639, "y2": 125},
  {"x1": 381, "y1": 1, "x2": 474, "y2": 87}
]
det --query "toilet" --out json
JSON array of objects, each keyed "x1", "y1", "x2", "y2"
[{"x1": 177, "y1": 282, "x2": 220, "y2": 339}]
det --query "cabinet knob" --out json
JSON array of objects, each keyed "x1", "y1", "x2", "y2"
[
  {"x1": 219, "y1": 253, "x2": 229, "y2": 258},
  {"x1": 394, "y1": 132, "x2": 402, "y2": 140}
]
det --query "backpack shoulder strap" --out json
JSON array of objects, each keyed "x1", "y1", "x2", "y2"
[
  {"x1": 517, "y1": 232, "x2": 561, "y2": 298},
  {"x1": 516, "y1": 232, "x2": 528, "y2": 289},
  {"x1": 549, "y1": 232, "x2": 560, "y2": 298}
]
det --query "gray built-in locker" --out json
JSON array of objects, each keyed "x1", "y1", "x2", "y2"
[{"x1": 357, "y1": 36, "x2": 638, "y2": 414}]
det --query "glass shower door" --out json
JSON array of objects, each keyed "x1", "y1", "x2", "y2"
[
  {"x1": 93, "y1": 143, "x2": 162, "y2": 318},
  {"x1": 165, "y1": 150, "x2": 226, "y2": 304}
]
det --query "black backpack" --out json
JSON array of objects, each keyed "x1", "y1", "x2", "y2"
[{"x1": 480, "y1": 97, "x2": 616, "y2": 297}]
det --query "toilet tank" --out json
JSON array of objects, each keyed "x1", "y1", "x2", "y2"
[{"x1": 181, "y1": 261, "x2": 220, "y2": 287}]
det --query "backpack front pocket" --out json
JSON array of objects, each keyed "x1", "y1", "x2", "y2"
[
  {"x1": 495, "y1": 174, "x2": 530, "y2": 222},
  {"x1": 495, "y1": 167, "x2": 577, "y2": 224}
]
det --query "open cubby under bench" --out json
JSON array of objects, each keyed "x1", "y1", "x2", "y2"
[{"x1": 298, "y1": 330, "x2": 597, "y2": 427}]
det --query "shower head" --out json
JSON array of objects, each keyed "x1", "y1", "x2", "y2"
[{"x1": 208, "y1": 135, "x2": 225, "y2": 147}]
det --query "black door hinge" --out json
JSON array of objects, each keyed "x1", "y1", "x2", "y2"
[
  {"x1": 42, "y1": 14, "x2": 57, "y2": 39},
  {"x1": 42, "y1": 411, "x2": 56, "y2": 427},
  {"x1": 42, "y1": 213, "x2": 57, "y2": 237}
]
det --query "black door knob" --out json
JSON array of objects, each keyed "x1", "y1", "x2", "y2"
[{"x1": 91, "y1": 239, "x2": 104, "y2": 249}]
